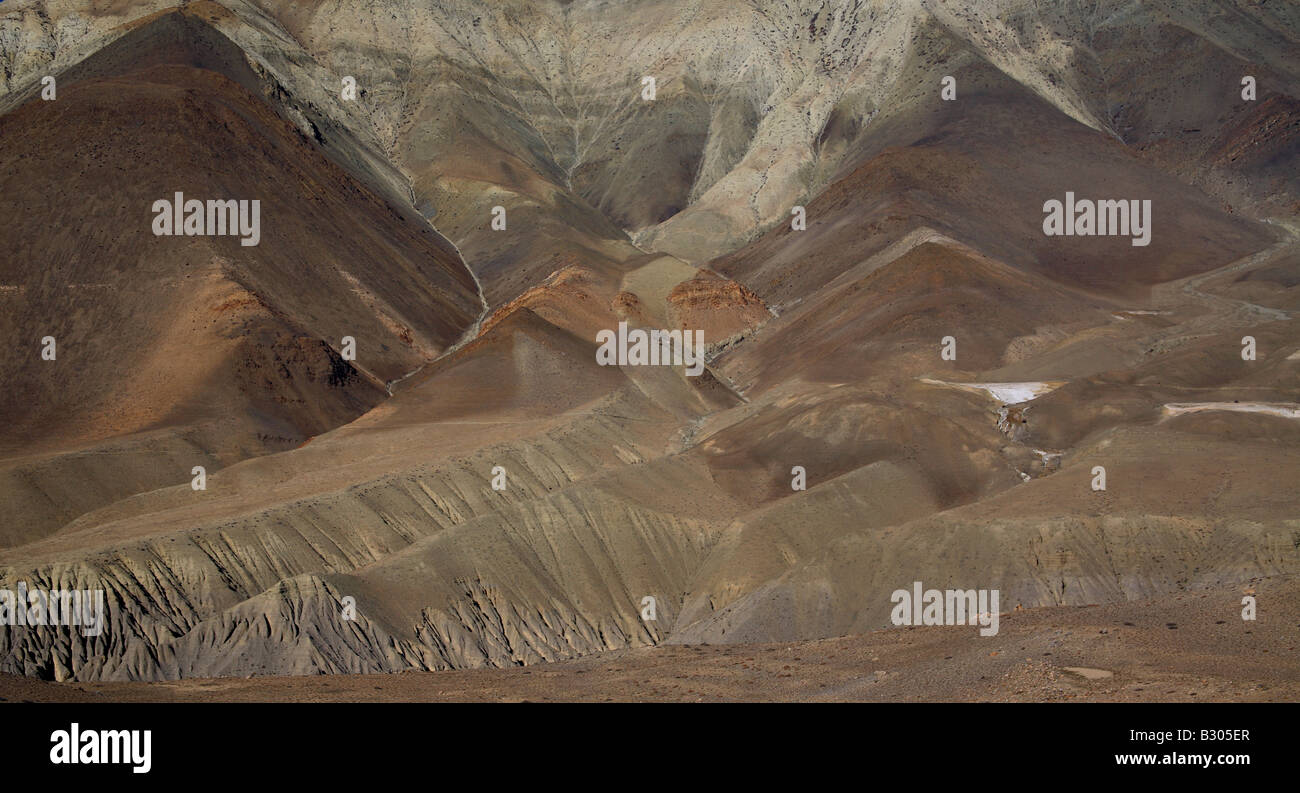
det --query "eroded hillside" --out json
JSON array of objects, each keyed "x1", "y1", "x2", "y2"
[{"x1": 0, "y1": 0, "x2": 1297, "y2": 685}]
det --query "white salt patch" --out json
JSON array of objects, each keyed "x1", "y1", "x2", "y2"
[
  {"x1": 920, "y1": 379, "x2": 1065, "y2": 404},
  {"x1": 1112, "y1": 310, "x2": 1169, "y2": 321},
  {"x1": 1162, "y1": 402, "x2": 1300, "y2": 420}
]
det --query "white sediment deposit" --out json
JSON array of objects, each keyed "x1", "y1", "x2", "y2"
[
  {"x1": 1162, "y1": 402, "x2": 1300, "y2": 420},
  {"x1": 920, "y1": 379, "x2": 1066, "y2": 404}
]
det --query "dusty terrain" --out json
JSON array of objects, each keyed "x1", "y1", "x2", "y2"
[
  {"x1": 3, "y1": 577, "x2": 1294, "y2": 702},
  {"x1": 0, "y1": 1, "x2": 1296, "y2": 700}
]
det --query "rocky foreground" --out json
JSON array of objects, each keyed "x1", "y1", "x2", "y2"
[{"x1": 3, "y1": 577, "x2": 1294, "y2": 702}]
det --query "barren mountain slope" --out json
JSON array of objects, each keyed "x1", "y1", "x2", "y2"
[
  {"x1": 0, "y1": 8, "x2": 481, "y2": 546},
  {"x1": 0, "y1": 0, "x2": 1296, "y2": 689}
]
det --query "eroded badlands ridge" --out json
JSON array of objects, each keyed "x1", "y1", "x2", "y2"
[
  {"x1": 7, "y1": 576, "x2": 1294, "y2": 701},
  {"x1": 0, "y1": 0, "x2": 1297, "y2": 684}
]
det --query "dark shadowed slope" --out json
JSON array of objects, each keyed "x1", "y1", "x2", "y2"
[{"x1": 0, "y1": 8, "x2": 481, "y2": 546}]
